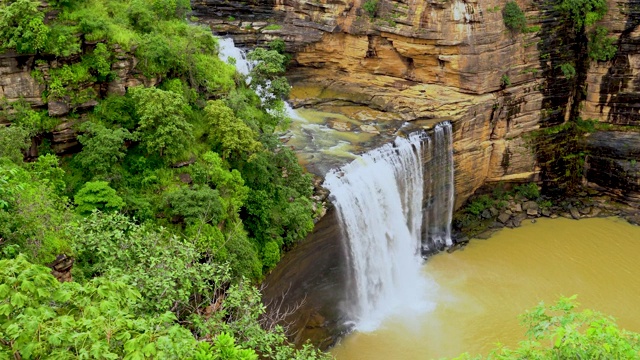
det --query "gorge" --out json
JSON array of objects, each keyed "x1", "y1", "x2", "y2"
[{"x1": 1, "y1": 0, "x2": 640, "y2": 357}]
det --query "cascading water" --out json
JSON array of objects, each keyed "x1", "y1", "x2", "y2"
[
  {"x1": 424, "y1": 122, "x2": 455, "y2": 250},
  {"x1": 323, "y1": 122, "x2": 455, "y2": 331}
]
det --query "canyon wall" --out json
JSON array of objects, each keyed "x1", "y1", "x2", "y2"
[{"x1": 195, "y1": 0, "x2": 640, "y2": 208}]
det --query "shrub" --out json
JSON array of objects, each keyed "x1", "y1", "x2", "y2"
[
  {"x1": 588, "y1": 26, "x2": 617, "y2": 61},
  {"x1": 501, "y1": 74, "x2": 511, "y2": 87},
  {"x1": 467, "y1": 195, "x2": 494, "y2": 216},
  {"x1": 503, "y1": 1, "x2": 527, "y2": 33},
  {"x1": 363, "y1": 0, "x2": 378, "y2": 18},
  {"x1": 74, "y1": 181, "x2": 125, "y2": 214},
  {"x1": 514, "y1": 182, "x2": 540, "y2": 200},
  {"x1": 560, "y1": 63, "x2": 576, "y2": 79}
]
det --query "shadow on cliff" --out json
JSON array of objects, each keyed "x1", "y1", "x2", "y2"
[{"x1": 597, "y1": 3, "x2": 640, "y2": 126}]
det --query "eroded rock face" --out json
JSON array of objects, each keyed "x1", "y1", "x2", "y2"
[
  {"x1": 585, "y1": 131, "x2": 640, "y2": 206},
  {"x1": 263, "y1": 0, "x2": 547, "y2": 207},
  {"x1": 0, "y1": 44, "x2": 152, "y2": 157},
  {"x1": 581, "y1": 0, "x2": 640, "y2": 125}
]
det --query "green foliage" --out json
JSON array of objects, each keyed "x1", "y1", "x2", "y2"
[
  {"x1": 588, "y1": 26, "x2": 617, "y2": 61},
  {"x1": 513, "y1": 183, "x2": 540, "y2": 200},
  {"x1": 500, "y1": 74, "x2": 511, "y2": 87},
  {"x1": 0, "y1": 159, "x2": 71, "y2": 263},
  {"x1": 454, "y1": 296, "x2": 640, "y2": 359},
  {"x1": 502, "y1": 2, "x2": 527, "y2": 33},
  {"x1": 92, "y1": 94, "x2": 137, "y2": 130},
  {"x1": 204, "y1": 100, "x2": 262, "y2": 161},
  {"x1": 0, "y1": 125, "x2": 30, "y2": 163},
  {"x1": 166, "y1": 184, "x2": 225, "y2": 225},
  {"x1": 70, "y1": 211, "x2": 221, "y2": 313},
  {"x1": 362, "y1": 0, "x2": 378, "y2": 18},
  {"x1": 261, "y1": 241, "x2": 280, "y2": 271},
  {"x1": 76, "y1": 121, "x2": 135, "y2": 175},
  {"x1": 560, "y1": 63, "x2": 576, "y2": 79},
  {"x1": 2, "y1": 100, "x2": 59, "y2": 136},
  {"x1": 0, "y1": 0, "x2": 50, "y2": 54},
  {"x1": 73, "y1": 181, "x2": 125, "y2": 214},
  {"x1": 0, "y1": 255, "x2": 201, "y2": 359},
  {"x1": 130, "y1": 86, "x2": 194, "y2": 161},
  {"x1": 467, "y1": 195, "x2": 494, "y2": 216},
  {"x1": 556, "y1": 0, "x2": 607, "y2": 30},
  {"x1": 263, "y1": 24, "x2": 282, "y2": 31},
  {"x1": 246, "y1": 48, "x2": 290, "y2": 109}
]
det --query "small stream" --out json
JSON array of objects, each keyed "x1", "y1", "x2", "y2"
[{"x1": 331, "y1": 217, "x2": 640, "y2": 359}]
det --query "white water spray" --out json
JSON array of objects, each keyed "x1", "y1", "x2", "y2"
[{"x1": 323, "y1": 123, "x2": 455, "y2": 331}]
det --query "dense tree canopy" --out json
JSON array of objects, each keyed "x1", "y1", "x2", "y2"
[{"x1": 0, "y1": 0, "x2": 323, "y2": 358}]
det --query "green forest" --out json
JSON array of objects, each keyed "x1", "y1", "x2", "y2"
[
  {"x1": 0, "y1": 0, "x2": 328, "y2": 358},
  {"x1": 1, "y1": 0, "x2": 639, "y2": 358}
]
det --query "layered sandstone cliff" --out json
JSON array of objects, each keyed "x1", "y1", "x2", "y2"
[{"x1": 197, "y1": 0, "x2": 640, "y2": 208}]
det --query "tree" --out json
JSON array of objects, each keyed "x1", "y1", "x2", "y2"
[
  {"x1": 70, "y1": 211, "x2": 222, "y2": 314},
  {"x1": 0, "y1": 125, "x2": 30, "y2": 163},
  {"x1": 189, "y1": 151, "x2": 250, "y2": 221},
  {"x1": 204, "y1": 100, "x2": 261, "y2": 161},
  {"x1": 246, "y1": 48, "x2": 290, "y2": 109},
  {"x1": 556, "y1": 0, "x2": 607, "y2": 30},
  {"x1": 453, "y1": 296, "x2": 640, "y2": 359},
  {"x1": 76, "y1": 121, "x2": 134, "y2": 175},
  {"x1": 0, "y1": 159, "x2": 71, "y2": 263},
  {"x1": 503, "y1": 1, "x2": 527, "y2": 33},
  {"x1": 0, "y1": 255, "x2": 205, "y2": 359},
  {"x1": 0, "y1": 0, "x2": 49, "y2": 54},
  {"x1": 130, "y1": 86, "x2": 194, "y2": 162},
  {"x1": 588, "y1": 26, "x2": 617, "y2": 61},
  {"x1": 165, "y1": 184, "x2": 225, "y2": 225},
  {"x1": 73, "y1": 181, "x2": 125, "y2": 215}
]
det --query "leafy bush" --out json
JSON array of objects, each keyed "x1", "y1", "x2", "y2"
[
  {"x1": 74, "y1": 181, "x2": 125, "y2": 214},
  {"x1": 588, "y1": 26, "x2": 617, "y2": 61},
  {"x1": 363, "y1": 0, "x2": 378, "y2": 18},
  {"x1": 0, "y1": 160, "x2": 71, "y2": 263},
  {"x1": 503, "y1": 1, "x2": 527, "y2": 33},
  {"x1": 500, "y1": 74, "x2": 511, "y2": 87},
  {"x1": 130, "y1": 86, "x2": 194, "y2": 162},
  {"x1": 76, "y1": 122, "x2": 134, "y2": 175},
  {"x1": 556, "y1": 0, "x2": 607, "y2": 30},
  {"x1": 467, "y1": 195, "x2": 494, "y2": 216},
  {"x1": 0, "y1": 255, "x2": 208, "y2": 359},
  {"x1": 514, "y1": 182, "x2": 540, "y2": 200},
  {"x1": 0, "y1": 0, "x2": 49, "y2": 54},
  {"x1": 560, "y1": 63, "x2": 576, "y2": 79}
]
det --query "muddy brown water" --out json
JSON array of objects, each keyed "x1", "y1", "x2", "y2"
[{"x1": 331, "y1": 217, "x2": 640, "y2": 359}]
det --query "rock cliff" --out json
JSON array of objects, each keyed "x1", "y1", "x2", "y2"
[
  {"x1": 197, "y1": 0, "x2": 640, "y2": 208},
  {"x1": 0, "y1": 45, "x2": 154, "y2": 156}
]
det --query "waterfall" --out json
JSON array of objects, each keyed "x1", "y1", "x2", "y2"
[
  {"x1": 323, "y1": 123, "x2": 454, "y2": 331},
  {"x1": 424, "y1": 122, "x2": 455, "y2": 250}
]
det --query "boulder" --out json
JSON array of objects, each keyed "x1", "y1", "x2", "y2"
[
  {"x1": 498, "y1": 212, "x2": 511, "y2": 224},
  {"x1": 512, "y1": 213, "x2": 527, "y2": 227},
  {"x1": 526, "y1": 208, "x2": 539, "y2": 216},
  {"x1": 522, "y1": 201, "x2": 539, "y2": 211},
  {"x1": 569, "y1": 207, "x2": 581, "y2": 220}
]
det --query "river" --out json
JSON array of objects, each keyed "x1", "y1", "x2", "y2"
[{"x1": 331, "y1": 217, "x2": 640, "y2": 359}]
